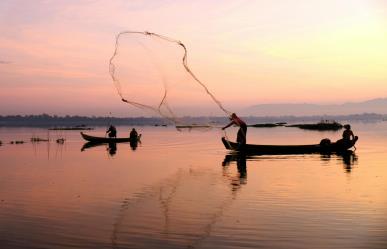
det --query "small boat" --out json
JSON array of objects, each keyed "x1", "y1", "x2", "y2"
[
  {"x1": 222, "y1": 136, "x2": 358, "y2": 155},
  {"x1": 80, "y1": 132, "x2": 141, "y2": 143}
]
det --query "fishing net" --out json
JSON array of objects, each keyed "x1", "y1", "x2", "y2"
[{"x1": 109, "y1": 31, "x2": 231, "y2": 126}]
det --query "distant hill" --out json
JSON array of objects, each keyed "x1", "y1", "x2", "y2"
[{"x1": 242, "y1": 98, "x2": 387, "y2": 116}]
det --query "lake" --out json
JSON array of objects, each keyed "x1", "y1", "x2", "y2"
[{"x1": 0, "y1": 122, "x2": 386, "y2": 249}]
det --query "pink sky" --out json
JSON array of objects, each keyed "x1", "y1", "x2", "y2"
[{"x1": 0, "y1": 0, "x2": 386, "y2": 116}]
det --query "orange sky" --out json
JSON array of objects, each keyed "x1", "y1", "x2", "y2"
[{"x1": 0, "y1": 0, "x2": 386, "y2": 116}]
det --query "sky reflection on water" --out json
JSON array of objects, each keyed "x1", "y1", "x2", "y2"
[{"x1": 0, "y1": 123, "x2": 386, "y2": 249}]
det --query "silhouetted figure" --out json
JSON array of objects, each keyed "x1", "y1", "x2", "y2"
[
  {"x1": 222, "y1": 113, "x2": 247, "y2": 147},
  {"x1": 129, "y1": 128, "x2": 138, "y2": 150},
  {"x1": 336, "y1": 124, "x2": 357, "y2": 148},
  {"x1": 106, "y1": 125, "x2": 117, "y2": 138},
  {"x1": 129, "y1": 128, "x2": 138, "y2": 141},
  {"x1": 342, "y1": 124, "x2": 355, "y2": 142}
]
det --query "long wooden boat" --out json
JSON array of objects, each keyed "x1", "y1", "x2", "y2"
[
  {"x1": 222, "y1": 136, "x2": 358, "y2": 155},
  {"x1": 80, "y1": 132, "x2": 141, "y2": 143}
]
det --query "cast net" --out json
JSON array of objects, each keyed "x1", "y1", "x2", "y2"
[{"x1": 109, "y1": 31, "x2": 231, "y2": 126}]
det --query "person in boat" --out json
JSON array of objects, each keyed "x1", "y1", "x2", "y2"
[
  {"x1": 106, "y1": 125, "x2": 117, "y2": 138},
  {"x1": 342, "y1": 124, "x2": 355, "y2": 142},
  {"x1": 129, "y1": 128, "x2": 138, "y2": 141},
  {"x1": 222, "y1": 113, "x2": 247, "y2": 147},
  {"x1": 336, "y1": 124, "x2": 356, "y2": 147}
]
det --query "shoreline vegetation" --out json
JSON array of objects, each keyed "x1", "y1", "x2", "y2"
[
  {"x1": 48, "y1": 124, "x2": 94, "y2": 130},
  {"x1": 0, "y1": 113, "x2": 385, "y2": 127}
]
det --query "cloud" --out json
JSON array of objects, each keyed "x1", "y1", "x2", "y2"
[{"x1": 0, "y1": 60, "x2": 11, "y2": 64}]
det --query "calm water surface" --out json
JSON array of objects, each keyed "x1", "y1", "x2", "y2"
[{"x1": 0, "y1": 123, "x2": 387, "y2": 249}]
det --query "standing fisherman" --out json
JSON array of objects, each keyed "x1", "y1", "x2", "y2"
[{"x1": 222, "y1": 113, "x2": 247, "y2": 147}]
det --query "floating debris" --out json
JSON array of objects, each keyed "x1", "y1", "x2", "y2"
[
  {"x1": 31, "y1": 137, "x2": 49, "y2": 142},
  {"x1": 10, "y1": 140, "x2": 25, "y2": 144},
  {"x1": 56, "y1": 138, "x2": 65, "y2": 144}
]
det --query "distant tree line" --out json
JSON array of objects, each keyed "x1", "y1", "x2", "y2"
[
  {"x1": 0, "y1": 113, "x2": 385, "y2": 127},
  {"x1": 0, "y1": 114, "x2": 169, "y2": 127}
]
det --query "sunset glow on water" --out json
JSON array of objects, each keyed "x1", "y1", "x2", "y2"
[{"x1": 1, "y1": 123, "x2": 386, "y2": 249}]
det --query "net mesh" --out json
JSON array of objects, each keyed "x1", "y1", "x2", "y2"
[{"x1": 109, "y1": 31, "x2": 231, "y2": 126}]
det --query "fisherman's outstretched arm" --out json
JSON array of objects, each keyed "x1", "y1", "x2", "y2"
[{"x1": 222, "y1": 121, "x2": 234, "y2": 130}]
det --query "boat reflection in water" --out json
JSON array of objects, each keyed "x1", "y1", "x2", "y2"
[
  {"x1": 223, "y1": 150, "x2": 358, "y2": 178},
  {"x1": 107, "y1": 150, "x2": 359, "y2": 248},
  {"x1": 81, "y1": 140, "x2": 140, "y2": 156}
]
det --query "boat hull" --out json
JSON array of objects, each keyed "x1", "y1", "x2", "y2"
[
  {"x1": 222, "y1": 136, "x2": 358, "y2": 155},
  {"x1": 80, "y1": 132, "x2": 140, "y2": 143}
]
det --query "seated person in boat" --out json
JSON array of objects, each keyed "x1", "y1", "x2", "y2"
[
  {"x1": 342, "y1": 124, "x2": 355, "y2": 142},
  {"x1": 222, "y1": 113, "x2": 247, "y2": 146},
  {"x1": 336, "y1": 124, "x2": 356, "y2": 146},
  {"x1": 106, "y1": 125, "x2": 117, "y2": 138},
  {"x1": 130, "y1": 128, "x2": 138, "y2": 140}
]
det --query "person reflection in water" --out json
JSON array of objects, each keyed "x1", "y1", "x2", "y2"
[
  {"x1": 222, "y1": 154, "x2": 247, "y2": 190},
  {"x1": 341, "y1": 151, "x2": 358, "y2": 173},
  {"x1": 236, "y1": 154, "x2": 247, "y2": 181},
  {"x1": 108, "y1": 142, "x2": 117, "y2": 156},
  {"x1": 320, "y1": 151, "x2": 358, "y2": 173},
  {"x1": 222, "y1": 113, "x2": 247, "y2": 148},
  {"x1": 130, "y1": 140, "x2": 138, "y2": 151}
]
